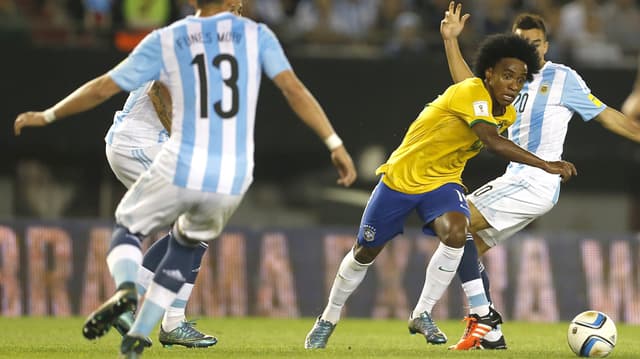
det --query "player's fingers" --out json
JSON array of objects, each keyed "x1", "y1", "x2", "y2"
[
  {"x1": 448, "y1": 1, "x2": 454, "y2": 14},
  {"x1": 461, "y1": 13, "x2": 470, "y2": 24},
  {"x1": 14, "y1": 118, "x2": 23, "y2": 136},
  {"x1": 455, "y1": 3, "x2": 462, "y2": 16}
]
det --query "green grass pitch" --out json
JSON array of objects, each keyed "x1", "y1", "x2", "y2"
[{"x1": 0, "y1": 317, "x2": 638, "y2": 358}]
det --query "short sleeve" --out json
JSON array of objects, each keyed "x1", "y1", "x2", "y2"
[
  {"x1": 560, "y1": 69, "x2": 607, "y2": 122},
  {"x1": 448, "y1": 80, "x2": 499, "y2": 128},
  {"x1": 258, "y1": 24, "x2": 292, "y2": 79},
  {"x1": 109, "y1": 30, "x2": 164, "y2": 92}
]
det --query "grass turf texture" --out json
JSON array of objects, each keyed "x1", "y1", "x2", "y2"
[{"x1": 0, "y1": 317, "x2": 638, "y2": 358}]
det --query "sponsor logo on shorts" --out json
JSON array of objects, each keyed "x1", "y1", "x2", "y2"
[
  {"x1": 438, "y1": 266, "x2": 456, "y2": 273},
  {"x1": 362, "y1": 224, "x2": 376, "y2": 242}
]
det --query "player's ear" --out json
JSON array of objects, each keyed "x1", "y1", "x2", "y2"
[{"x1": 485, "y1": 67, "x2": 493, "y2": 82}]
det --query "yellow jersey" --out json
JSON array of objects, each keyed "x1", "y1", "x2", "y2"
[{"x1": 376, "y1": 78, "x2": 516, "y2": 194}]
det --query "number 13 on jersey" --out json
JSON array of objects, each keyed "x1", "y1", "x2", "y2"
[{"x1": 191, "y1": 53, "x2": 239, "y2": 119}]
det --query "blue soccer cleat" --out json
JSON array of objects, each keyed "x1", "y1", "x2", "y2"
[
  {"x1": 158, "y1": 320, "x2": 218, "y2": 348},
  {"x1": 408, "y1": 311, "x2": 448, "y2": 345},
  {"x1": 304, "y1": 316, "x2": 336, "y2": 349}
]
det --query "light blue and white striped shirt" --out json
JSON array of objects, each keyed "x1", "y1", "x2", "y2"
[
  {"x1": 105, "y1": 82, "x2": 169, "y2": 150},
  {"x1": 505, "y1": 61, "x2": 606, "y2": 197},
  {"x1": 108, "y1": 12, "x2": 291, "y2": 195}
]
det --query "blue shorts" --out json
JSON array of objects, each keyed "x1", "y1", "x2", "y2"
[{"x1": 356, "y1": 180, "x2": 470, "y2": 247}]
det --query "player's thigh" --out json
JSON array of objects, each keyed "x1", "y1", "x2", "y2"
[
  {"x1": 115, "y1": 168, "x2": 188, "y2": 236},
  {"x1": 177, "y1": 192, "x2": 244, "y2": 241},
  {"x1": 356, "y1": 180, "x2": 417, "y2": 247},
  {"x1": 475, "y1": 218, "x2": 537, "y2": 249},
  {"x1": 106, "y1": 145, "x2": 162, "y2": 189},
  {"x1": 468, "y1": 176, "x2": 553, "y2": 247},
  {"x1": 415, "y1": 183, "x2": 470, "y2": 238}
]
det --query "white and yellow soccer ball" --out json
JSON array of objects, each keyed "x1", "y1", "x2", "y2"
[{"x1": 567, "y1": 310, "x2": 617, "y2": 357}]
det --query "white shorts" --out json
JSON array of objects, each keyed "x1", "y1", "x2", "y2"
[
  {"x1": 115, "y1": 164, "x2": 244, "y2": 241},
  {"x1": 106, "y1": 144, "x2": 163, "y2": 189},
  {"x1": 467, "y1": 174, "x2": 556, "y2": 248}
]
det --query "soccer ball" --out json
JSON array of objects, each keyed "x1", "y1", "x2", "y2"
[{"x1": 567, "y1": 310, "x2": 617, "y2": 357}]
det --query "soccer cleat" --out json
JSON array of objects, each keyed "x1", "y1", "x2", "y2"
[
  {"x1": 120, "y1": 334, "x2": 152, "y2": 359},
  {"x1": 113, "y1": 311, "x2": 153, "y2": 347},
  {"x1": 158, "y1": 320, "x2": 218, "y2": 348},
  {"x1": 448, "y1": 308, "x2": 503, "y2": 350},
  {"x1": 408, "y1": 311, "x2": 447, "y2": 344},
  {"x1": 304, "y1": 316, "x2": 336, "y2": 349},
  {"x1": 480, "y1": 335, "x2": 508, "y2": 349},
  {"x1": 83, "y1": 283, "x2": 137, "y2": 340}
]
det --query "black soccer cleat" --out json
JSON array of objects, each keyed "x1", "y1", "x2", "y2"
[
  {"x1": 83, "y1": 282, "x2": 137, "y2": 340},
  {"x1": 480, "y1": 335, "x2": 508, "y2": 350}
]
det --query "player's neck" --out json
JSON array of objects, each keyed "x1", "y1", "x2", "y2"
[{"x1": 195, "y1": 5, "x2": 228, "y2": 17}]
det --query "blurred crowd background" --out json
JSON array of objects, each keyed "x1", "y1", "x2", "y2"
[
  {"x1": 2, "y1": 0, "x2": 640, "y2": 233},
  {"x1": 2, "y1": 0, "x2": 640, "y2": 66}
]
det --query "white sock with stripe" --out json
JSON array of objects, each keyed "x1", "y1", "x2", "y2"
[{"x1": 412, "y1": 242, "x2": 464, "y2": 317}]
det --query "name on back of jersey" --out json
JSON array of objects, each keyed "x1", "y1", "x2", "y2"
[{"x1": 176, "y1": 30, "x2": 243, "y2": 50}]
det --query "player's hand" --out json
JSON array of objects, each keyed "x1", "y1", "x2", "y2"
[
  {"x1": 330, "y1": 146, "x2": 357, "y2": 187},
  {"x1": 440, "y1": 1, "x2": 470, "y2": 41},
  {"x1": 14, "y1": 111, "x2": 48, "y2": 136},
  {"x1": 544, "y1": 160, "x2": 578, "y2": 183}
]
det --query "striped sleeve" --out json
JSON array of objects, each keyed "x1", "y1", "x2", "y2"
[
  {"x1": 109, "y1": 30, "x2": 164, "y2": 92},
  {"x1": 560, "y1": 69, "x2": 606, "y2": 122},
  {"x1": 258, "y1": 24, "x2": 292, "y2": 79}
]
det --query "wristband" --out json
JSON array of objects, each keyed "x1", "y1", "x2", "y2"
[
  {"x1": 43, "y1": 108, "x2": 57, "y2": 123},
  {"x1": 324, "y1": 133, "x2": 343, "y2": 151}
]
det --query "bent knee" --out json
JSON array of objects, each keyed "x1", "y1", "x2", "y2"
[{"x1": 442, "y1": 223, "x2": 468, "y2": 248}]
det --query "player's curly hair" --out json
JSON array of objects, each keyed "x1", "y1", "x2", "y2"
[{"x1": 472, "y1": 33, "x2": 540, "y2": 82}]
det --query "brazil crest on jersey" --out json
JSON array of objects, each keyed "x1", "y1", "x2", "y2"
[{"x1": 376, "y1": 77, "x2": 516, "y2": 194}]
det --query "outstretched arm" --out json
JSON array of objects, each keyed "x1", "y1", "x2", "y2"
[
  {"x1": 14, "y1": 74, "x2": 122, "y2": 135},
  {"x1": 440, "y1": 1, "x2": 473, "y2": 83},
  {"x1": 594, "y1": 107, "x2": 640, "y2": 142},
  {"x1": 622, "y1": 56, "x2": 640, "y2": 121},
  {"x1": 472, "y1": 122, "x2": 577, "y2": 182},
  {"x1": 272, "y1": 69, "x2": 357, "y2": 187}
]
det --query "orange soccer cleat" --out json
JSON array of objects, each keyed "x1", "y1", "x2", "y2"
[{"x1": 448, "y1": 308, "x2": 503, "y2": 350}]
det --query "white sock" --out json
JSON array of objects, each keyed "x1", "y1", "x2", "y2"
[
  {"x1": 484, "y1": 324, "x2": 503, "y2": 341},
  {"x1": 412, "y1": 242, "x2": 464, "y2": 317},
  {"x1": 136, "y1": 266, "x2": 154, "y2": 297},
  {"x1": 162, "y1": 283, "x2": 193, "y2": 332},
  {"x1": 321, "y1": 249, "x2": 371, "y2": 324},
  {"x1": 462, "y1": 278, "x2": 490, "y2": 317}
]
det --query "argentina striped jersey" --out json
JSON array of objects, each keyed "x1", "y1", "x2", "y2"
[
  {"x1": 108, "y1": 12, "x2": 292, "y2": 194},
  {"x1": 506, "y1": 61, "x2": 606, "y2": 186},
  {"x1": 105, "y1": 82, "x2": 169, "y2": 150}
]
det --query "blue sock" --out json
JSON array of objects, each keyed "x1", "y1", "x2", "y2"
[
  {"x1": 457, "y1": 233, "x2": 490, "y2": 315},
  {"x1": 187, "y1": 242, "x2": 208, "y2": 284},
  {"x1": 107, "y1": 225, "x2": 143, "y2": 288},
  {"x1": 163, "y1": 241, "x2": 208, "y2": 330},
  {"x1": 152, "y1": 232, "x2": 198, "y2": 294},
  {"x1": 142, "y1": 232, "x2": 170, "y2": 273},
  {"x1": 130, "y1": 234, "x2": 198, "y2": 336}
]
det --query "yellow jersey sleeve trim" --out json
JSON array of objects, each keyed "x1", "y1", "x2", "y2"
[{"x1": 469, "y1": 119, "x2": 498, "y2": 128}]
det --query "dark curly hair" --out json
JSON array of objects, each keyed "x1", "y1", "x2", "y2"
[{"x1": 472, "y1": 33, "x2": 540, "y2": 82}]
